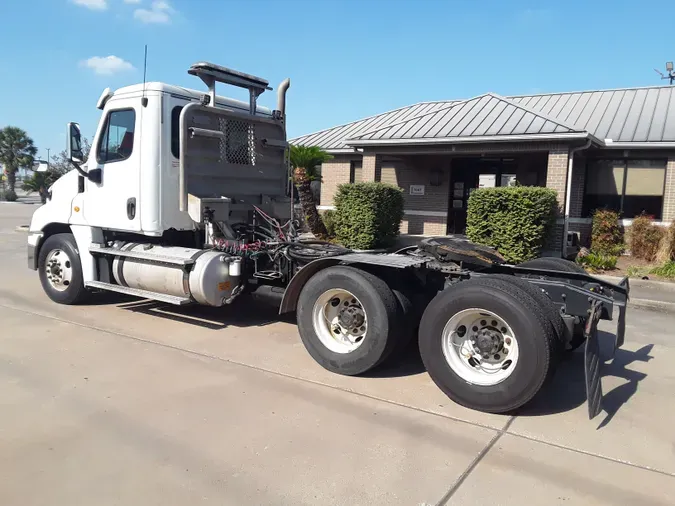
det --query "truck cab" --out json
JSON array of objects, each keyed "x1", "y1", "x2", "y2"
[
  {"x1": 30, "y1": 81, "x2": 276, "y2": 240},
  {"x1": 28, "y1": 63, "x2": 291, "y2": 301}
]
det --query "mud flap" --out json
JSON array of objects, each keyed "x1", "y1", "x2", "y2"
[
  {"x1": 615, "y1": 276, "x2": 629, "y2": 352},
  {"x1": 584, "y1": 301, "x2": 603, "y2": 419}
]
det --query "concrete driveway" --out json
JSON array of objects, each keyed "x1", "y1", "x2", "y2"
[{"x1": 1, "y1": 201, "x2": 674, "y2": 505}]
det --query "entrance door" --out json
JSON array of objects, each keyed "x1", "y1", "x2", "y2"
[
  {"x1": 83, "y1": 106, "x2": 141, "y2": 231},
  {"x1": 447, "y1": 159, "x2": 478, "y2": 234},
  {"x1": 447, "y1": 158, "x2": 516, "y2": 234}
]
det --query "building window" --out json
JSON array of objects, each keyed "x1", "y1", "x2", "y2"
[
  {"x1": 583, "y1": 159, "x2": 666, "y2": 219},
  {"x1": 349, "y1": 160, "x2": 362, "y2": 183},
  {"x1": 97, "y1": 109, "x2": 136, "y2": 164}
]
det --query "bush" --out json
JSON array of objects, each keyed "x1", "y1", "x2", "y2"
[
  {"x1": 661, "y1": 220, "x2": 675, "y2": 262},
  {"x1": 629, "y1": 214, "x2": 664, "y2": 262},
  {"x1": 0, "y1": 189, "x2": 17, "y2": 202},
  {"x1": 576, "y1": 252, "x2": 618, "y2": 272},
  {"x1": 321, "y1": 209, "x2": 337, "y2": 237},
  {"x1": 591, "y1": 209, "x2": 624, "y2": 256},
  {"x1": 466, "y1": 186, "x2": 557, "y2": 263},
  {"x1": 333, "y1": 182, "x2": 404, "y2": 249}
]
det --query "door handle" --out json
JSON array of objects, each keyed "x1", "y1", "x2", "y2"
[{"x1": 126, "y1": 198, "x2": 136, "y2": 220}]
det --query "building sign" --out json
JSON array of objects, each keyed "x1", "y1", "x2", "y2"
[
  {"x1": 478, "y1": 174, "x2": 496, "y2": 188},
  {"x1": 410, "y1": 184, "x2": 425, "y2": 195}
]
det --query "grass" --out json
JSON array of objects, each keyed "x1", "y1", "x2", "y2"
[
  {"x1": 650, "y1": 261, "x2": 675, "y2": 280},
  {"x1": 626, "y1": 265, "x2": 650, "y2": 278},
  {"x1": 576, "y1": 252, "x2": 617, "y2": 272}
]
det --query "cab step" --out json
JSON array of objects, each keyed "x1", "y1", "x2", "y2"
[{"x1": 84, "y1": 280, "x2": 192, "y2": 305}]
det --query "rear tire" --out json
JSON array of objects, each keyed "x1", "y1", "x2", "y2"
[
  {"x1": 296, "y1": 266, "x2": 401, "y2": 376},
  {"x1": 520, "y1": 257, "x2": 586, "y2": 351},
  {"x1": 390, "y1": 289, "x2": 419, "y2": 357},
  {"x1": 419, "y1": 278, "x2": 554, "y2": 413},
  {"x1": 38, "y1": 233, "x2": 88, "y2": 305}
]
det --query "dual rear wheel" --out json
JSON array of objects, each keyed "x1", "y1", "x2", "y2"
[{"x1": 297, "y1": 266, "x2": 564, "y2": 413}]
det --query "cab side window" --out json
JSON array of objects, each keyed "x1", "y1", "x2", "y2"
[
  {"x1": 170, "y1": 106, "x2": 183, "y2": 158},
  {"x1": 97, "y1": 109, "x2": 136, "y2": 163}
]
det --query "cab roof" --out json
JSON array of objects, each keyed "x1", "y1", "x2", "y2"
[{"x1": 111, "y1": 82, "x2": 273, "y2": 115}]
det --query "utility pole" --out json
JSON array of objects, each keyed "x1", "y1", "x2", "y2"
[{"x1": 46, "y1": 148, "x2": 50, "y2": 170}]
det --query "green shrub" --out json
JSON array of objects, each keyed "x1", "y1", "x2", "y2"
[
  {"x1": 629, "y1": 214, "x2": 664, "y2": 262},
  {"x1": 650, "y1": 260, "x2": 675, "y2": 279},
  {"x1": 333, "y1": 182, "x2": 404, "y2": 249},
  {"x1": 591, "y1": 209, "x2": 624, "y2": 255},
  {"x1": 321, "y1": 209, "x2": 337, "y2": 237},
  {"x1": 466, "y1": 186, "x2": 557, "y2": 263},
  {"x1": 0, "y1": 189, "x2": 17, "y2": 202},
  {"x1": 576, "y1": 252, "x2": 618, "y2": 272}
]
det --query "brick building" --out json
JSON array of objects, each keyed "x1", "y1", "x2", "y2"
[{"x1": 291, "y1": 86, "x2": 675, "y2": 253}]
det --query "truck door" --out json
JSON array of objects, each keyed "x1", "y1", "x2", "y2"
[{"x1": 83, "y1": 106, "x2": 141, "y2": 231}]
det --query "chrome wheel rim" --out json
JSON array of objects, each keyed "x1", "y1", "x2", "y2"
[
  {"x1": 312, "y1": 289, "x2": 367, "y2": 354},
  {"x1": 441, "y1": 308, "x2": 519, "y2": 386},
  {"x1": 44, "y1": 249, "x2": 73, "y2": 292}
]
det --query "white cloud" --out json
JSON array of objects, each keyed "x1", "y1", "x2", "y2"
[
  {"x1": 124, "y1": 0, "x2": 142, "y2": 3},
  {"x1": 71, "y1": 0, "x2": 107, "y2": 10},
  {"x1": 134, "y1": 0, "x2": 174, "y2": 24},
  {"x1": 81, "y1": 55, "x2": 135, "y2": 75}
]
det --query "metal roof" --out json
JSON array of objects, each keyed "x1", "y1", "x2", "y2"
[
  {"x1": 290, "y1": 101, "x2": 456, "y2": 152},
  {"x1": 349, "y1": 93, "x2": 588, "y2": 145},
  {"x1": 290, "y1": 85, "x2": 675, "y2": 150}
]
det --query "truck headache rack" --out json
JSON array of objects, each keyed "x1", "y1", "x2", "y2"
[
  {"x1": 188, "y1": 62, "x2": 271, "y2": 115},
  {"x1": 179, "y1": 62, "x2": 291, "y2": 216}
]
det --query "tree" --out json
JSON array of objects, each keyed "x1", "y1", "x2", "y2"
[
  {"x1": 0, "y1": 126, "x2": 37, "y2": 192},
  {"x1": 22, "y1": 138, "x2": 91, "y2": 204},
  {"x1": 290, "y1": 145, "x2": 332, "y2": 236}
]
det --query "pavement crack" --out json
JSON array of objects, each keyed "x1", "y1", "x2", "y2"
[{"x1": 435, "y1": 416, "x2": 515, "y2": 505}]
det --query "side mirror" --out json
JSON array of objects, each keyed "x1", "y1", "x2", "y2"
[{"x1": 67, "y1": 122, "x2": 84, "y2": 163}]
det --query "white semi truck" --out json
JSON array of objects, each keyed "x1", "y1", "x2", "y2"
[{"x1": 27, "y1": 62, "x2": 629, "y2": 418}]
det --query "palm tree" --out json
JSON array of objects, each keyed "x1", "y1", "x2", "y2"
[
  {"x1": 290, "y1": 145, "x2": 332, "y2": 236},
  {"x1": 0, "y1": 126, "x2": 37, "y2": 192}
]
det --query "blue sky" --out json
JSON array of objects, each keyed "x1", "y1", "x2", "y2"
[{"x1": 0, "y1": 0, "x2": 673, "y2": 160}]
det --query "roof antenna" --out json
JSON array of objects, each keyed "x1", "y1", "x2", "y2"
[
  {"x1": 654, "y1": 61, "x2": 675, "y2": 85},
  {"x1": 141, "y1": 44, "x2": 149, "y2": 107}
]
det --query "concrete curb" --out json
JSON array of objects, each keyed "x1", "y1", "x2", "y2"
[
  {"x1": 596, "y1": 274, "x2": 675, "y2": 292},
  {"x1": 629, "y1": 298, "x2": 675, "y2": 314}
]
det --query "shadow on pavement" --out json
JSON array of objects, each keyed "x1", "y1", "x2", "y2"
[
  {"x1": 116, "y1": 298, "x2": 288, "y2": 330},
  {"x1": 84, "y1": 293, "x2": 654, "y2": 408},
  {"x1": 96, "y1": 288, "x2": 428, "y2": 376},
  {"x1": 516, "y1": 331, "x2": 653, "y2": 427},
  {"x1": 364, "y1": 338, "x2": 427, "y2": 378}
]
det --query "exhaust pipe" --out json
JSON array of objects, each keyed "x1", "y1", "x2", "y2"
[{"x1": 276, "y1": 78, "x2": 290, "y2": 119}]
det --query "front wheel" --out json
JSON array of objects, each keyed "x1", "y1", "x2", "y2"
[
  {"x1": 296, "y1": 266, "x2": 401, "y2": 376},
  {"x1": 419, "y1": 278, "x2": 555, "y2": 413},
  {"x1": 38, "y1": 233, "x2": 88, "y2": 305}
]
